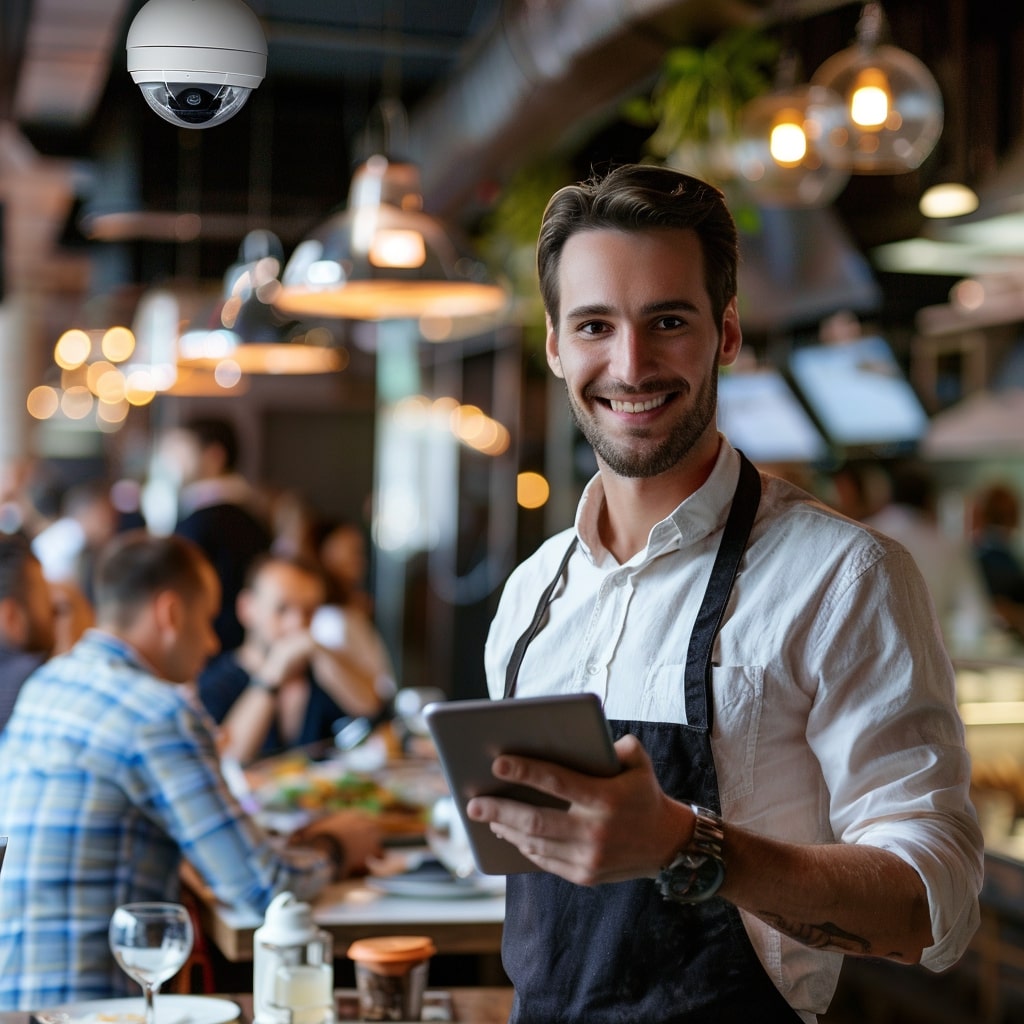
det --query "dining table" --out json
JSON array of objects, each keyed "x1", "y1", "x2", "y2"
[
  {"x1": 185, "y1": 872, "x2": 506, "y2": 964},
  {"x1": 185, "y1": 732, "x2": 506, "y2": 966},
  {"x1": 0, "y1": 987, "x2": 514, "y2": 1024}
]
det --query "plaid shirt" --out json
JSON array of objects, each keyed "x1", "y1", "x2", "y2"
[{"x1": 0, "y1": 629, "x2": 331, "y2": 1010}]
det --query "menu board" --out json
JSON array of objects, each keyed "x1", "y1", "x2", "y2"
[
  {"x1": 788, "y1": 336, "x2": 929, "y2": 449},
  {"x1": 717, "y1": 367, "x2": 830, "y2": 463}
]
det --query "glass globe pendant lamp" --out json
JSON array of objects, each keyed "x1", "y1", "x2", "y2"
[
  {"x1": 810, "y1": 1, "x2": 943, "y2": 173},
  {"x1": 734, "y1": 51, "x2": 852, "y2": 207}
]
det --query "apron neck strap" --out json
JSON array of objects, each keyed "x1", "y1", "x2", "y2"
[{"x1": 683, "y1": 452, "x2": 761, "y2": 732}]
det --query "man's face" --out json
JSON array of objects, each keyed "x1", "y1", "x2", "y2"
[
  {"x1": 240, "y1": 562, "x2": 324, "y2": 652},
  {"x1": 162, "y1": 564, "x2": 221, "y2": 683},
  {"x1": 545, "y1": 227, "x2": 740, "y2": 480}
]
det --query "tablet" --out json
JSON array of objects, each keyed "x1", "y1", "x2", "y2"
[{"x1": 423, "y1": 694, "x2": 620, "y2": 875}]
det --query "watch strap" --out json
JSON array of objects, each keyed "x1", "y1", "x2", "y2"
[
  {"x1": 657, "y1": 803, "x2": 726, "y2": 904},
  {"x1": 687, "y1": 802, "x2": 725, "y2": 859}
]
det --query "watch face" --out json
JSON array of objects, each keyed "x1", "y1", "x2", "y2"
[{"x1": 660, "y1": 852, "x2": 725, "y2": 904}]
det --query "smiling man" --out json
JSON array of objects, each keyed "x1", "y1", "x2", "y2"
[{"x1": 473, "y1": 164, "x2": 984, "y2": 1023}]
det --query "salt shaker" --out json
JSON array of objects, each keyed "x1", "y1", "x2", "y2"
[{"x1": 254, "y1": 891, "x2": 335, "y2": 1024}]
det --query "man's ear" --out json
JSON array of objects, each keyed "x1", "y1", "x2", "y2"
[
  {"x1": 151, "y1": 589, "x2": 182, "y2": 635},
  {"x1": 718, "y1": 297, "x2": 743, "y2": 368},
  {"x1": 545, "y1": 315, "x2": 564, "y2": 379}
]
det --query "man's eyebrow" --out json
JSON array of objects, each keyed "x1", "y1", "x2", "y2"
[
  {"x1": 563, "y1": 299, "x2": 700, "y2": 321},
  {"x1": 564, "y1": 303, "x2": 612, "y2": 321},
  {"x1": 643, "y1": 299, "x2": 701, "y2": 315}
]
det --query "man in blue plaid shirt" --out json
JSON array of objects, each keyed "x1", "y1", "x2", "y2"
[{"x1": 0, "y1": 531, "x2": 379, "y2": 1010}]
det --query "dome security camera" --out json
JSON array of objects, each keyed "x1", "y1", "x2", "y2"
[{"x1": 126, "y1": 0, "x2": 267, "y2": 129}]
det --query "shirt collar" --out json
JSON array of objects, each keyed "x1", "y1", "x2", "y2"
[
  {"x1": 78, "y1": 627, "x2": 162, "y2": 678},
  {"x1": 574, "y1": 436, "x2": 742, "y2": 567}
]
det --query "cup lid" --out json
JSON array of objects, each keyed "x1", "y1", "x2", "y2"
[{"x1": 346, "y1": 935, "x2": 437, "y2": 964}]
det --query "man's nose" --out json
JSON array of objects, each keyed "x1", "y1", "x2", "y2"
[{"x1": 607, "y1": 327, "x2": 657, "y2": 385}]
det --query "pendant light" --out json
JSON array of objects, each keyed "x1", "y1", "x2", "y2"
[
  {"x1": 811, "y1": 2, "x2": 942, "y2": 174},
  {"x1": 735, "y1": 50, "x2": 851, "y2": 207},
  {"x1": 275, "y1": 153, "x2": 507, "y2": 323},
  {"x1": 177, "y1": 229, "x2": 344, "y2": 375},
  {"x1": 917, "y1": 0, "x2": 977, "y2": 219}
]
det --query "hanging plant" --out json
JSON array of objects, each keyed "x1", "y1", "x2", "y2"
[{"x1": 622, "y1": 27, "x2": 780, "y2": 184}]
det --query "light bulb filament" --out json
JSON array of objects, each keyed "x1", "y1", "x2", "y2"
[
  {"x1": 769, "y1": 112, "x2": 808, "y2": 167},
  {"x1": 850, "y1": 67, "x2": 890, "y2": 129}
]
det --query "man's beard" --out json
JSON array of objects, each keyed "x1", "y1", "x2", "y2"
[{"x1": 564, "y1": 368, "x2": 718, "y2": 479}]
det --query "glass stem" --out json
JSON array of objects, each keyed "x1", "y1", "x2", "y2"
[{"x1": 143, "y1": 984, "x2": 158, "y2": 1024}]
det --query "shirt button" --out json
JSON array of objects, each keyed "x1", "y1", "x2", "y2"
[
  {"x1": 614, "y1": 574, "x2": 628, "y2": 587},
  {"x1": 587, "y1": 663, "x2": 599, "y2": 675}
]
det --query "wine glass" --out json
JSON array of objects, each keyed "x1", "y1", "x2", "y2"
[{"x1": 108, "y1": 902, "x2": 194, "y2": 1024}]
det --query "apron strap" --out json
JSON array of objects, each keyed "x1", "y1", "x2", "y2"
[
  {"x1": 504, "y1": 537, "x2": 578, "y2": 699},
  {"x1": 683, "y1": 453, "x2": 761, "y2": 732}
]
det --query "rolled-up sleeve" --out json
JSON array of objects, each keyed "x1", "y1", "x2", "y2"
[{"x1": 807, "y1": 545, "x2": 985, "y2": 970}]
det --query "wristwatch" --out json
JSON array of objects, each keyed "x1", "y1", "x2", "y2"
[{"x1": 656, "y1": 803, "x2": 726, "y2": 904}]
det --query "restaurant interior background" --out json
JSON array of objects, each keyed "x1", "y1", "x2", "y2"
[
  {"x1": 3, "y1": 0, "x2": 1024, "y2": 1018},
  {"x1": 2, "y1": 1, "x2": 1024, "y2": 733}
]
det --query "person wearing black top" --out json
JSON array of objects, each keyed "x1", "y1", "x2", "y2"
[
  {"x1": 198, "y1": 553, "x2": 381, "y2": 764},
  {"x1": 157, "y1": 416, "x2": 272, "y2": 652}
]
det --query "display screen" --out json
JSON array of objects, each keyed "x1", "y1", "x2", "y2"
[
  {"x1": 717, "y1": 367, "x2": 829, "y2": 463},
  {"x1": 788, "y1": 336, "x2": 929, "y2": 448}
]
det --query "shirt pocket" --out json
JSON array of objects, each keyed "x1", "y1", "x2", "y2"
[{"x1": 710, "y1": 664, "x2": 764, "y2": 803}]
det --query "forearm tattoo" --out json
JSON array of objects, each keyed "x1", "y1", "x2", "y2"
[{"x1": 761, "y1": 912, "x2": 876, "y2": 956}]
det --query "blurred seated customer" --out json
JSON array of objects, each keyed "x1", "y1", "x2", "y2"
[
  {"x1": 0, "y1": 535, "x2": 56, "y2": 732},
  {"x1": 866, "y1": 461, "x2": 994, "y2": 656},
  {"x1": 0, "y1": 532, "x2": 381, "y2": 1009},
  {"x1": 317, "y1": 517, "x2": 375, "y2": 615},
  {"x1": 156, "y1": 416, "x2": 272, "y2": 651},
  {"x1": 971, "y1": 481, "x2": 1024, "y2": 640},
  {"x1": 199, "y1": 553, "x2": 382, "y2": 766},
  {"x1": 30, "y1": 478, "x2": 118, "y2": 604},
  {"x1": 311, "y1": 519, "x2": 396, "y2": 701}
]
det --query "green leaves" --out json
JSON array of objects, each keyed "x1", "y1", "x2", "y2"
[{"x1": 625, "y1": 28, "x2": 779, "y2": 158}]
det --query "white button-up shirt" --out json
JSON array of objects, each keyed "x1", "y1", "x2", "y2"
[{"x1": 485, "y1": 439, "x2": 984, "y2": 1021}]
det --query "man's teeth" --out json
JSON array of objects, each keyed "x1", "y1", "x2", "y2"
[{"x1": 609, "y1": 394, "x2": 667, "y2": 413}]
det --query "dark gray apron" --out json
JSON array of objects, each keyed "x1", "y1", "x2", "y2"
[{"x1": 502, "y1": 454, "x2": 802, "y2": 1023}]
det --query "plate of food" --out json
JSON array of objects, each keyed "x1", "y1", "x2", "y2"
[
  {"x1": 366, "y1": 851, "x2": 505, "y2": 900},
  {"x1": 42, "y1": 995, "x2": 240, "y2": 1024},
  {"x1": 251, "y1": 759, "x2": 436, "y2": 842},
  {"x1": 365, "y1": 858, "x2": 502, "y2": 900}
]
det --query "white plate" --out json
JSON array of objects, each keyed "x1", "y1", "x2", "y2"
[
  {"x1": 365, "y1": 874, "x2": 497, "y2": 900},
  {"x1": 47, "y1": 995, "x2": 240, "y2": 1024}
]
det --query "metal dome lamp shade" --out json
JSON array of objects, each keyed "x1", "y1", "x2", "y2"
[
  {"x1": 735, "y1": 50, "x2": 852, "y2": 207},
  {"x1": 178, "y1": 230, "x2": 343, "y2": 375},
  {"x1": 810, "y1": 2, "x2": 942, "y2": 174},
  {"x1": 274, "y1": 155, "x2": 508, "y2": 323}
]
